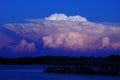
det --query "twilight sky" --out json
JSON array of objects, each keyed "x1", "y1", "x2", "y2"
[
  {"x1": 0, "y1": 0, "x2": 120, "y2": 24},
  {"x1": 0, "y1": 0, "x2": 120, "y2": 57}
]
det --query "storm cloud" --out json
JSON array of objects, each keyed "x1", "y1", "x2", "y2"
[{"x1": 4, "y1": 13, "x2": 120, "y2": 51}]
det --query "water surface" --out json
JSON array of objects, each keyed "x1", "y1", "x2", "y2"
[{"x1": 0, "y1": 65, "x2": 119, "y2": 80}]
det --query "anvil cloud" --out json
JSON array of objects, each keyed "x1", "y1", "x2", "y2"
[{"x1": 2, "y1": 13, "x2": 120, "y2": 55}]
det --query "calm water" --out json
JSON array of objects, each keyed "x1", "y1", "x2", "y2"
[{"x1": 0, "y1": 65, "x2": 119, "y2": 80}]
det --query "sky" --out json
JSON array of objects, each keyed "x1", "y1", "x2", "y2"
[
  {"x1": 0, "y1": 0, "x2": 120, "y2": 24},
  {"x1": 0, "y1": 0, "x2": 120, "y2": 57}
]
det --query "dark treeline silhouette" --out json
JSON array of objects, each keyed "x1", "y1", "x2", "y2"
[
  {"x1": 0, "y1": 54, "x2": 120, "y2": 65},
  {"x1": 1, "y1": 55, "x2": 120, "y2": 76}
]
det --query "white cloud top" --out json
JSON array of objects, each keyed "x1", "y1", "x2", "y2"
[{"x1": 45, "y1": 13, "x2": 87, "y2": 22}]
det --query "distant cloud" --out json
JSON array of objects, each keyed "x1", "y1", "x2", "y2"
[
  {"x1": 9, "y1": 39, "x2": 36, "y2": 53},
  {"x1": 0, "y1": 32, "x2": 13, "y2": 48},
  {"x1": 101, "y1": 37, "x2": 110, "y2": 48},
  {"x1": 112, "y1": 42, "x2": 120, "y2": 49},
  {"x1": 4, "y1": 13, "x2": 120, "y2": 51}
]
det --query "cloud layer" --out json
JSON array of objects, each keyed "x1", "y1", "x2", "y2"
[{"x1": 4, "y1": 13, "x2": 120, "y2": 52}]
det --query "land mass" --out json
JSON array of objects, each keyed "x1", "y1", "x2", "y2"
[
  {"x1": 0, "y1": 54, "x2": 120, "y2": 76},
  {"x1": 0, "y1": 54, "x2": 120, "y2": 65}
]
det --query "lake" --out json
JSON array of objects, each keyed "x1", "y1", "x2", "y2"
[{"x1": 0, "y1": 65, "x2": 119, "y2": 80}]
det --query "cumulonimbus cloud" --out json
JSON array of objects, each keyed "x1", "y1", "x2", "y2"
[{"x1": 4, "y1": 13, "x2": 120, "y2": 51}]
